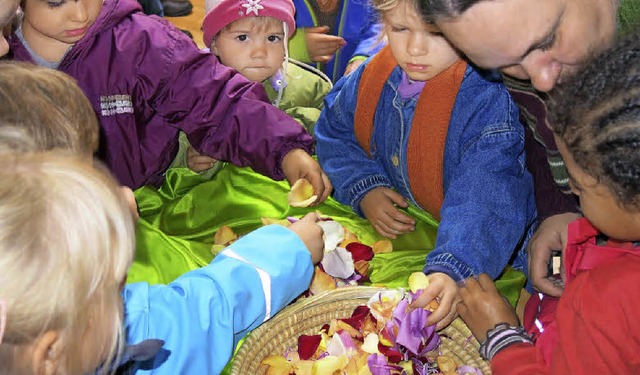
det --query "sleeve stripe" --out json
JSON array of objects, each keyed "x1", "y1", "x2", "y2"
[{"x1": 222, "y1": 250, "x2": 273, "y2": 321}]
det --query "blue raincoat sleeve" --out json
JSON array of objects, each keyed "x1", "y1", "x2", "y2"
[{"x1": 122, "y1": 225, "x2": 314, "y2": 374}]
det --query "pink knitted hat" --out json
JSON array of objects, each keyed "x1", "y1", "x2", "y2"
[{"x1": 202, "y1": 0, "x2": 296, "y2": 47}]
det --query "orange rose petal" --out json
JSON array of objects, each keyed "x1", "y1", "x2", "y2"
[
  {"x1": 210, "y1": 244, "x2": 226, "y2": 256},
  {"x1": 288, "y1": 178, "x2": 318, "y2": 208},
  {"x1": 309, "y1": 267, "x2": 337, "y2": 295},
  {"x1": 372, "y1": 239, "x2": 393, "y2": 254},
  {"x1": 354, "y1": 260, "x2": 370, "y2": 276},
  {"x1": 261, "y1": 217, "x2": 291, "y2": 227},
  {"x1": 213, "y1": 225, "x2": 237, "y2": 246}
]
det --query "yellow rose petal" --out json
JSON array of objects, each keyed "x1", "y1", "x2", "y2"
[
  {"x1": 213, "y1": 225, "x2": 237, "y2": 246},
  {"x1": 288, "y1": 178, "x2": 318, "y2": 207}
]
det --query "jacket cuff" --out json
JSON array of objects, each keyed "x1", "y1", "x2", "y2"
[
  {"x1": 347, "y1": 174, "x2": 392, "y2": 217},
  {"x1": 479, "y1": 323, "x2": 533, "y2": 360},
  {"x1": 423, "y1": 253, "x2": 475, "y2": 282}
]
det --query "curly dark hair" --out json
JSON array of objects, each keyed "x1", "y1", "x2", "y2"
[{"x1": 549, "y1": 29, "x2": 640, "y2": 209}]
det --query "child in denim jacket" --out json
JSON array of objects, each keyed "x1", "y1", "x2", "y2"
[{"x1": 314, "y1": 0, "x2": 537, "y2": 330}]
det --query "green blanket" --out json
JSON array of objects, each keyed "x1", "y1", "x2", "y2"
[{"x1": 129, "y1": 164, "x2": 525, "y2": 304}]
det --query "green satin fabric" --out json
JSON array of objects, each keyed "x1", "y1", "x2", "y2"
[{"x1": 130, "y1": 165, "x2": 524, "y2": 305}]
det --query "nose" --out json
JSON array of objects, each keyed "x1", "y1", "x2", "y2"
[
  {"x1": 69, "y1": 0, "x2": 89, "y2": 23},
  {"x1": 0, "y1": 36, "x2": 8, "y2": 57},
  {"x1": 250, "y1": 40, "x2": 267, "y2": 59},
  {"x1": 407, "y1": 32, "x2": 428, "y2": 57},
  {"x1": 521, "y1": 50, "x2": 562, "y2": 92}
]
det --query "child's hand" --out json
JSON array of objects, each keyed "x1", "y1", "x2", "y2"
[
  {"x1": 303, "y1": 26, "x2": 347, "y2": 63},
  {"x1": 119, "y1": 186, "x2": 139, "y2": 221},
  {"x1": 360, "y1": 187, "x2": 415, "y2": 239},
  {"x1": 411, "y1": 272, "x2": 460, "y2": 330},
  {"x1": 281, "y1": 149, "x2": 332, "y2": 205},
  {"x1": 456, "y1": 274, "x2": 519, "y2": 342},
  {"x1": 187, "y1": 146, "x2": 218, "y2": 172},
  {"x1": 288, "y1": 212, "x2": 324, "y2": 264},
  {"x1": 344, "y1": 59, "x2": 364, "y2": 76}
]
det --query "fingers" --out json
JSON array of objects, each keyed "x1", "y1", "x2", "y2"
[
  {"x1": 305, "y1": 25, "x2": 331, "y2": 34},
  {"x1": 312, "y1": 172, "x2": 332, "y2": 205},
  {"x1": 477, "y1": 273, "x2": 498, "y2": 292},
  {"x1": 298, "y1": 211, "x2": 320, "y2": 224}
]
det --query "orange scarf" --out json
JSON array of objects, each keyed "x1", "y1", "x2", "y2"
[{"x1": 354, "y1": 46, "x2": 466, "y2": 219}]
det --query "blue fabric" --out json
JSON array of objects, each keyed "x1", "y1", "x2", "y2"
[
  {"x1": 122, "y1": 225, "x2": 314, "y2": 374},
  {"x1": 315, "y1": 60, "x2": 537, "y2": 282},
  {"x1": 293, "y1": 0, "x2": 384, "y2": 82}
]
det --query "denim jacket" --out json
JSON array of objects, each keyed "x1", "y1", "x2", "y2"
[{"x1": 315, "y1": 62, "x2": 537, "y2": 281}]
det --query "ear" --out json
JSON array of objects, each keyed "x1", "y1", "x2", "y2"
[
  {"x1": 210, "y1": 39, "x2": 220, "y2": 56},
  {"x1": 31, "y1": 330, "x2": 61, "y2": 375}
]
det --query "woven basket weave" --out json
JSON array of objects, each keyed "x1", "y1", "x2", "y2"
[{"x1": 230, "y1": 286, "x2": 491, "y2": 374}]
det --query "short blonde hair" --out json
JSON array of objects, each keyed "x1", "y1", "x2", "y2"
[
  {"x1": 0, "y1": 152, "x2": 135, "y2": 374},
  {"x1": 0, "y1": 62, "x2": 99, "y2": 157}
]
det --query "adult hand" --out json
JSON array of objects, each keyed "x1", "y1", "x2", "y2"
[
  {"x1": 304, "y1": 26, "x2": 347, "y2": 63},
  {"x1": 457, "y1": 274, "x2": 519, "y2": 342},
  {"x1": 281, "y1": 148, "x2": 332, "y2": 205},
  {"x1": 289, "y1": 212, "x2": 325, "y2": 264},
  {"x1": 411, "y1": 272, "x2": 460, "y2": 330},
  {"x1": 344, "y1": 59, "x2": 364, "y2": 76},
  {"x1": 186, "y1": 146, "x2": 217, "y2": 172},
  {"x1": 360, "y1": 187, "x2": 415, "y2": 239},
  {"x1": 528, "y1": 212, "x2": 581, "y2": 296}
]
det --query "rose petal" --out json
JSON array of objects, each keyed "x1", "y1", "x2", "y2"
[
  {"x1": 309, "y1": 267, "x2": 337, "y2": 295},
  {"x1": 298, "y1": 334, "x2": 323, "y2": 360},
  {"x1": 372, "y1": 239, "x2": 393, "y2": 254},
  {"x1": 288, "y1": 178, "x2": 318, "y2": 207},
  {"x1": 408, "y1": 272, "x2": 430, "y2": 294},
  {"x1": 362, "y1": 333, "x2": 380, "y2": 354},
  {"x1": 318, "y1": 220, "x2": 345, "y2": 252},
  {"x1": 321, "y1": 247, "x2": 354, "y2": 279},
  {"x1": 313, "y1": 354, "x2": 349, "y2": 374},
  {"x1": 213, "y1": 225, "x2": 237, "y2": 245},
  {"x1": 261, "y1": 355, "x2": 293, "y2": 375},
  {"x1": 457, "y1": 365, "x2": 483, "y2": 375},
  {"x1": 261, "y1": 217, "x2": 292, "y2": 226},
  {"x1": 346, "y1": 242, "x2": 375, "y2": 262}
]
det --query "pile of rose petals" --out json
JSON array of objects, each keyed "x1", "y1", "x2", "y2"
[
  {"x1": 261, "y1": 276, "x2": 482, "y2": 375},
  {"x1": 212, "y1": 215, "x2": 394, "y2": 295}
]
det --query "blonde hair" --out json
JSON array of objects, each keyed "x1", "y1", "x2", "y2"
[
  {"x1": 0, "y1": 152, "x2": 135, "y2": 374},
  {"x1": 0, "y1": 62, "x2": 99, "y2": 157},
  {"x1": 370, "y1": 0, "x2": 420, "y2": 14}
]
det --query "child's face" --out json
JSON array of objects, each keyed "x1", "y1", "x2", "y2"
[
  {"x1": 21, "y1": 0, "x2": 102, "y2": 46},
  {"x1": 383, "y1": 1, "x2": 460, "y2": 82},
  {"x1": 211, "y1": 17, "x2": 285, "y2": 83},
  {"x1": 556, "y1": 136, "x2": 640, "y2": 241},
  {"x1": 0, "y1": 0, "x2": 19, "y2": 56}
]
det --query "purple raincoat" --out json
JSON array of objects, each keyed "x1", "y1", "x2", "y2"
[{"x1": 9, "y1": 0, "x2": 313, "y2": 189}]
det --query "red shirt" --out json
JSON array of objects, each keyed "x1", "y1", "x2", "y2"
[{"x1": 492, "y1": 218, "x2": 640, "y2": 374}]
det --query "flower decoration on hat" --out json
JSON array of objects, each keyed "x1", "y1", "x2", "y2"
[{"x1": 242, "y1": 0, "x2": 264, "y2": 15}]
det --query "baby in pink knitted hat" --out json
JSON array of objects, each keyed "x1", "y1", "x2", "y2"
[{"x1": 181, "y1": 0, "x2": 332, "y2": 173}]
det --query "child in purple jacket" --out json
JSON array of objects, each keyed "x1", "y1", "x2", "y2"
[{"x1": 9, "y1": 0, "x2": 332, "y2": 203}]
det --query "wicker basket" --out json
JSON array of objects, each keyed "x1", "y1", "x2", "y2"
[{"x1": 230, "y1": 286, "x2": 491, "y2": 374}]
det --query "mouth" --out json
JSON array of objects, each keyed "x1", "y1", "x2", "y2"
[
  {"x1": 65, "y1": 26, "x2": 88, "y2": 37},
  {"x1": 405, "y1": 63, "x2": 429, "y2": 72}
]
